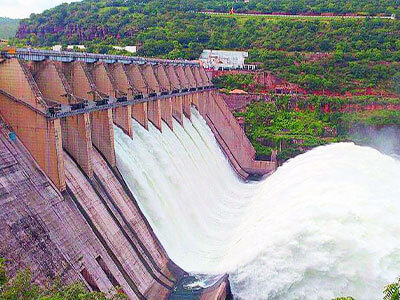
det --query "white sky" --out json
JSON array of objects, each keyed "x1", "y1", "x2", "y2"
[{"x1": 0, "y1": 0, "x2": 79, "y2": 19}]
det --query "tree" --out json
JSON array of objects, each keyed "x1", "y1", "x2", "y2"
[
  {"x1": 0, "y1": 259, "x2": 126, "y2": 300},
  {"x1": 384, "y1": 278, "x2": 400, "y2": 300},
  {"x1": 392, "y1": 73, "x2": 400, "y2": 95}
]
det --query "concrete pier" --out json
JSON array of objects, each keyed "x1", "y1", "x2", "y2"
[
  {"x1": 109, "y1": 63, "x2": 137, "y2": 98},
  {"x1": 0, "y1": 91, "x2": 66, "y2": 190},
  {"x1": 107, "y1": 63, "x2": 134, "y2": 138},
  {"x1": 59, "y1": 61, "x2": 118, "y2": 167},
  {"x1": 31, "y1": 60, "x2": 71, "y2": 104},
  {"x1": 61, "y1": 113, "x2": 93, "y2": 178},
  {"x1": 166, "y1": 65, "x2": 182, "y2": 92},
  {"x1": 141, "y1": 64, "x2": 161, "y2": 95},
  {"x1": 90, "y1": 62, "x2": 133, "y2": 139},
  {"x1": 90, "y1": 109, "x2": 116, "y2": 167},
  {"x1": 199, "y1": 67, "x2": 211, "y2": 86},
  {"x1": 147, "y1": 99, "x2": 162, "y2": 131},
  {"x1": 91, "y1": 62, "x2": 116, "y2": 97},
  {"x1": 184, "y1": 66, "x2": 197, "y2": 90},
  {"x1": 62, "y1": 61, "x2": 96, "y2": 100},
  {"x1": 132, "y1": 103, "x2": 149, "y2": 129},
  {"x1": 113, "y1": 106, "x2": 133, "y2": 138},
  {"x1": 161, "y1": 98, "x2": 173, "y2": 130},
  {"x1": 192, "y1": 92, "x2": 200, "y2": 112},
  {"x1": 182, "y1": 94, "x2": 192, "y2": 120},
  {"x1": 192, "y1": 67, "x2": 204, "y2": 88},
  {"x1": 175, "y1": 65, "x2": 190, "y2": 90},
  {"x1": 172, "y1": 96, "x2": 184, "y2": 125},
  {"x1": 154, "y1": 65, "x2": 172, "y2": 93},
  {"x1": 125, "y1": 64, "x2": 150, "y2": 96}
]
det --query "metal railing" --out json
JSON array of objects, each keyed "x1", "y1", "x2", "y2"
[{"x1": 6, "y1": 48, "x2": 199, "y2": 67}]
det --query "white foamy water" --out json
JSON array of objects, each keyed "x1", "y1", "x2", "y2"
[{"x1": 114, "y1": 108, "x2": 400, "y2": 299}]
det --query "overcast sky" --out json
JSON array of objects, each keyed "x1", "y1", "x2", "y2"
[{"x1": 0, "y1": 0, "x2": 79, "y2": 19}]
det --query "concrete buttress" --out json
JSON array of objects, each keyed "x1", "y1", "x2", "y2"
[
  {"x1": 165, "y1": 65, "x2": 182, "y2": 92},
  {"x1": 172, "y1": 96, "x2": 184, "y2": 125},
  {"x1": 0, "y1": 58, "x2": 65, "y2": 190},
  {"x1": 141, "y1": 64, "x2": 161, "y2": 95},
  {"x1": 59, "y1": 61, "x2": 117, "y2": 167},
  {"x1": 160, "y1": 98, "x2": 173, "y2": 130},
  {"x1": 182, "y1": 94, "x2": 192, "y2": 120},
  {"x1": 90, "y1": 109, "x2": 116, "y2": 167},
  {"x1": 31, "y1": 60, "x2": 71, "y2": 104},
  {"x1": 147, "y1": 99, "x2": 162, "y2": 131},
  {"x1": 132, "y1": 102, "x2": 149, "y2": 129},
  {"x1": 192, "y1": 67, "x2": 204, "y2": 88},
  {"x1": 91, "y1": 62, "x2": 133, "y2": 139},
  {"x1": 61, "y1": 113, "x2": 93, "y2": 178},
  {"x1": 184, "y1": 66, "x2": 197, "y2": 90},
  {"x1": 175, "y1": 65, "x2": 190, "y2": 91},
  {"x1": 154, "y1": 65, "x2": 172, "y2": 93},
  {"x1": 125, "y1": 64, "x2": 150, "y2": 96}
]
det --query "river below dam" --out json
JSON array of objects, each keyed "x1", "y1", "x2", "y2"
[{"x1": 114, "y1": 108, "x2": 400, "y2": 300}]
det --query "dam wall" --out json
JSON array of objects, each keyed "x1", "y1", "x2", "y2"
[
  {"x1": 0, "y1": 121, "x2": 139, "y2": 298},
  {"x1": 0, "y1": 49, "x2": 276, "y2": 299},
  {"x1": 198, "y1": 90, "x2": 275, "y2": 178}
]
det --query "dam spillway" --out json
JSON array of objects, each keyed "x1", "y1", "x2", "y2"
[
  {"x1": 1, "y1": 49, "x2": 400, "y2": 299},
  {"x1": 115, "y1": 109, "x2": 400, "y2": 299},
  {"x1": 115, "y1": 108, "x2": 258, "y2": 272},
  {"x1": 0, "y1": 49, "x2": 275, "y2": 299}
]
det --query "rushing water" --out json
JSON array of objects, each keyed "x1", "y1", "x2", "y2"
[{"x1": 114, "y1": 108, "x2": 400, "y2": 300}]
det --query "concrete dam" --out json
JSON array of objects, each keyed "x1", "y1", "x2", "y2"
[{"x1": 0, "y1": 49, "x2": 275, "y2": 299}]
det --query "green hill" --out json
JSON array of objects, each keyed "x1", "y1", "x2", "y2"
[
  {"x1": 0, "y1": 17, "x2": 20, "y2": 39},
  {"x1": 12, "y1": 0, "x2": 400, "y2": 91}
]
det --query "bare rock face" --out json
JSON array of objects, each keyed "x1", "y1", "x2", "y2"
[{"x1": 16, "y1": 22, "x2": 112, "y2": 40}]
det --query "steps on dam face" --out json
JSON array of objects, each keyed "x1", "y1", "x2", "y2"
[
  {"x1": 0, "y1": 121, "x2": 119, "y2": 293},
  {"x1": 92, "y1": 149, "x2": 171, "y2": 274},
  {"x1": 64, "y1": 152, "x2": 173, "y2": 299},
  {"x1": 90, "y1": 149, "x2": 179, "y2": 288},
  {"x1": 0, "y1": 129, "x2": 77, "y2": 284}
]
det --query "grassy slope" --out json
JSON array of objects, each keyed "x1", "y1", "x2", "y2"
[{"x1": 0, "y1": 17, "x2": 20, "y2": 39}]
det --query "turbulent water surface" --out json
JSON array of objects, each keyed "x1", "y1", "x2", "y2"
[{"x1": 114, "y1": 108, "x2": 400, "y2": 300}]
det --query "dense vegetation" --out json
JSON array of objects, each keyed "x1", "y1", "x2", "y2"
[
  {"x1": 0, "y1": 18, "x2": 19, "y2": 39},
  {"x1": 236, "y1": 95, "x2": 400, "y2": 161},
  {"x1": 245, "y1": 17, "x2": 400, "y2": 94},
  {"x1": 0, "y1": 258, "x2": 125, "y2": 300},
  {"x1": 201, "y1": 0, "x2": 400, "y2": 15},
  {"x1": 212, "y1": 74, "x2": 255, "y2": 91}
]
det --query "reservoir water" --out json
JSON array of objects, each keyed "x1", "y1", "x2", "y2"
[{"x1": 114, "y1": 108, "x2": 400, "y2": 299}]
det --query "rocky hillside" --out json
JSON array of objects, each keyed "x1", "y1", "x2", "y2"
[{"x1": 15, "y1": 0, "x2": 400, "y2": 52}]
